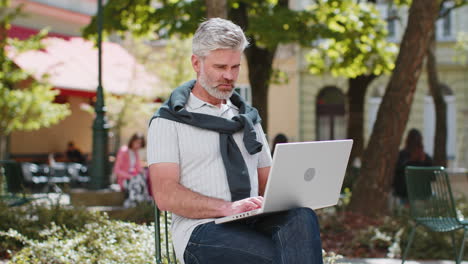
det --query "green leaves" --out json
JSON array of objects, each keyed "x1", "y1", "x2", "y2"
[
  {"x1": 0, "y1": 2, "x2": 70, "y2": 136},
  {"x1": 0, "y1": 83, "x2": 71, "y2": 135},
  {"x1": 454, "y1": 32, "x2": 468, "y2": 64},
  {"x1": 306, "y1": 0, "x2": 397, "y2": 78},
  {"x1": 83, "y1": 0, "x2": 397, "y2": 80}
]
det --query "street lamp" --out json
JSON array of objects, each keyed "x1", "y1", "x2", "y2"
[{"x1": 90, "y1": 0, "x2": 109, "y2": 189}]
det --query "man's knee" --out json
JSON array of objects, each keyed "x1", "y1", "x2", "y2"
[
  {"x1": 290, "y1": 207, "x2": 318, "y2": 224},
  {"x1": 285, "y1": 208, "x2": 321, "y2": 237}
]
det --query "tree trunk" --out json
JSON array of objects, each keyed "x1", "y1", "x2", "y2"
[
  {"x1": 426, "y1": 30, "x2": 447, "y2": 167},
  {"x1": 348, "y1": 0, "x2": 439, "y2": 216},
  {"x1": 205, "y1": 0, "x2": 227, "y2": 19},
  {"x1": 244, "y1": 44, "x2": 276, "y2": 132},
  {"x1": 0, "y1": 134, "x2": 7, "y2": 161},
  {"x1": 229, "y1": 3, "x2": 280, "y2": 132},
  {"x1": 346, "y1": 74, "x2": 377, "y2": 167}
]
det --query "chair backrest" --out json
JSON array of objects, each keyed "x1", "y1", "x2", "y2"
[
  {"x1": 20, "y1": 162, "x2": 38, "y2": 183},
  {"x1": 154, "y1": 206, "x2": 176, "y2": 264},
  {"x1": 405, "y1": 166, "x2": 461, "y2": 231},
  {"x1": 1, "y1": 160, "x2": 25, "y2": 193}
]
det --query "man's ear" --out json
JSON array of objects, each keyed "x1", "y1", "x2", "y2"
[{"x1": 191, "y1": 55, "x2": 200, "y2": 73}]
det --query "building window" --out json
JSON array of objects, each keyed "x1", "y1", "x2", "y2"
[
  {"x1": 387, "y1": 7, "x2": 398, "y2": 40},
  {"x1": 234, "y1": 85, "x2": 252, "y2": 104},
  {"x1": 316, "y1": 86, "x2": 346, "y2": 140},
  {"x1": 436, "y1": 3, "x2": 454, "y2": 41}
]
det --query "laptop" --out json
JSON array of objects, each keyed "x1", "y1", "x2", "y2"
[{"x1": 215, "y1": 139, "x2": 353, "y2": 224}]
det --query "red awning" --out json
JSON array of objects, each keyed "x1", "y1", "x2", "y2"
[
  {"x1": 9, "y1": 25, "x2": 72, "y2": 40},
  {"x1": 7, "y1": 25, "x2": 165, "y2": 98}
]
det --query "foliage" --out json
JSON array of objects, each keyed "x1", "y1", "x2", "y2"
[
  {"x1": 82, "y1": 0, "x2": 395, "y2": 79},
  {"x1": 0, "y1": 0, "x2": 70, "y2": 159},
  {"x1": 81, "y1": 92, "x2": 160, "y2": 152},
  {"x1": 0, "y1": 200, "x2": 102, "y2": 258},
  {"x1": 306, "y1": 0, "x2": 397, "y2": 78},
  {"x1": 318, "y1": 195, "x2": 468, "y2": 260},
  {"x1": 2, "y1": 216, "x2": 160, "y2": 264},
  {"x1": 0, "y1": 198, "x2": 347, "y2": 263},
  {"x1": 0, "y1": 1, "x2": 70, "y2": 135},
  {"x1": 121, "y1": 36, "x2": 195, "y2": 91},
  {"x1": 83, "y1": 0, "x2": 317, "y2": 48},
  {"x1": 81, "y1": 0, "x2": 397, "y2": 134},
  {"x1": 454, "y1": 32, "x2": 468, "y2": 64}
]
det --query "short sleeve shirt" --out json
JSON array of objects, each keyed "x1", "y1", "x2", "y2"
[{"x1": 147, "y1": 93, "x2": 272, "y2": 263}]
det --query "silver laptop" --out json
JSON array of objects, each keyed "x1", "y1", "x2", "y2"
[{"x1": 215, "y1": 139, "x2": 353, "y2": 224}]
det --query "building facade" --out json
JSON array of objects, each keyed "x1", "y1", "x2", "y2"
[
  {"x1": 8, "y1": 0, "x2": 162, "y2": 162},
  {"x1": 258, "y1": 1, "x2": 468, "y2": 169}
]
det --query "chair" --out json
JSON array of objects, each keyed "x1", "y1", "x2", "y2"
[
  {"x1": 66, "y1": 162, "x2": 90, "y2": 187},
  {"x1": 154, "y1": 204, "x2": 177, "y2": 264},
  {"x1": 0, "y1": 160, "x2": 50, "y2": 206},
  {"x1": 20, "y1": 162, "x2": 49, "y2": 189},
  {"x1": 402, "y1": 166, "x2": 468, "y2": 264},
  {"x1": 49, "y1": 162, "x2": 72, "y2": 184}
]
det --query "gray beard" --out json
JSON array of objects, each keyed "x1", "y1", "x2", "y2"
[{"x1": 199, "y1": 72, "x2": 233, "y2": 100}]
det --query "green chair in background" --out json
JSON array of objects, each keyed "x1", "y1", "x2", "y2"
[
  {"x1": 154, "y1": 204, "x2": 177, "y2": 264},
  {"x1": 0, "y1": 160, "x2": 31, "y2": 207},
  {"x1": 0, "y1": 160, "x2": 51, "y2": 207},
  {"x1": 402, "y1": 166, "x2": 468, "y2": 264}
]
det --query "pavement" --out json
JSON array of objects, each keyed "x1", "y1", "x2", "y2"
[{"x1": 338, "y1": 259, "x2": 468, "y2": 264}]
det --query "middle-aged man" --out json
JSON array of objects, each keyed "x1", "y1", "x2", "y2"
[{"x1": 147, "y1": 18, "x2": 323, "y2": 264}]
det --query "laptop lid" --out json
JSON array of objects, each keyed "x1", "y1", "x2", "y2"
[{"x1": 262, "y1": 139, "x2": 353, "y2": 213}]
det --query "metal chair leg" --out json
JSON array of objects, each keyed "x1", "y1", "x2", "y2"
[
  {"x1": 154, "y1": 205, "x2": 162, "y2": 264},
  {"x1": 457, "y1": 228, "x2": 467, "y2": 264},
  {"x1": 402, "y1": 225, "x2": 416, "y2": 264},
  {"x1": 451, "y1": 232, "x2": 460, "y2": 264}
]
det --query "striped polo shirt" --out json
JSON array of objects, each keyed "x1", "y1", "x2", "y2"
[{"x1": 147, "y1": 92, "x2": 272, "y2": 263}]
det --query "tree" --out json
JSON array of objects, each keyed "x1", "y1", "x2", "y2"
[
  {"x1": 83, "y1": 0, "x2": 375, "y2": 131},
  {"x1": 0, "y1": 0, "x2": 70, "y2": 160},
  {"x1": 348, "y1": 0, "x2": 440, "y2": 215},
  {"x1": 81, "y1": 36, "x2": 192, "y2": 153},
  {"x1": 426, "y1": 29, "x2": 447, "y2": 167},
  {"x1": 455, "y1": 32, "x2": 468, "y2": 63},
  {"x1": 425, "y1": 0, "x2": 466, "y2": 167},
  {"x1": 306, "y1": 0, "x2": 397, "y2": 166},
  {"x1": 205, "y1": 0, "x2": 227, "y2": 18}
]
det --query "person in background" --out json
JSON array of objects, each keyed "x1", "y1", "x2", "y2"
[
  {"x1": 113, "y1": 133, "x2": 145, "y2": 189},
  {"x1": 114, "y1": 133, "x2": 151, "y2": 207},
  {"x1": 66, "y1": 141, "x2": 85, "y2": 164},
  {"x1": 271, "y1": 133, "x2": 288, "y2": 157},
  {"x1": 393, "y1": 128, "x2": 433, "y2": 203}
]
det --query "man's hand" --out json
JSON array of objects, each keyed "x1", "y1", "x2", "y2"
[{"x1": 220, "y1": 196, "x2": 263, "y2": 216}]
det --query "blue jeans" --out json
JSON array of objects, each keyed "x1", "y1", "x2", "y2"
[{"x1": 183, "y1": 207, "x2": 323, "y2": 264}]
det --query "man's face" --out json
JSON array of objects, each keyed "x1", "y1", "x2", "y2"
[{"x1": 193, "y1": 49, "x2": 242, "y2": 100}]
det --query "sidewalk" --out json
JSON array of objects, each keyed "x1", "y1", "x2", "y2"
[{"x1": 338, "y1": 259, "x2": 468, "y2": 264}]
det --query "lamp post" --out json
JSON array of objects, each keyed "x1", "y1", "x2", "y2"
[{"x1": 90, "y1": 0, "x2": 109, "y2": 189}]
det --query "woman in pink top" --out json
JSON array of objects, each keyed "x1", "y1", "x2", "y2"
[{"x1": 113, "y1": 133, "x2": 145, "y2": 190}]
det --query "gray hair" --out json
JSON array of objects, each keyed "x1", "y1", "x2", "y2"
[{"x1": 192, "y1": 18, "x2": 249, "y2": 57}]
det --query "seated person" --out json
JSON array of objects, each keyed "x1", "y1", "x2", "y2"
[
  {"x1": 393, "y1": 128, "x2": 433, "y2": 202},
  {"x1": 66, "y1": 141, "x2": 85, "y2": 164},
  {"x1": 148, "y1": 18, "x2": 323, "y2": 264},
  {"x1": 113, "y1": 133, "x2": 151, "y2": 207}
]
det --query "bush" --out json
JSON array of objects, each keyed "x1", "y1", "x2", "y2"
[
  {"x1": 1, "y1": 215, "x2": 163, "y2": 264},
  {"x1": 0, "y1": 200, "x2": 347, "y2": 264},
  {"x1": 318, "y1": 200, "x2": 468, "y2": 260},
  {"x1": 0, "y1": 200, "x2": 102, "y2": 258}
]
